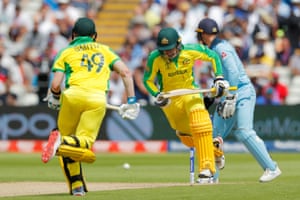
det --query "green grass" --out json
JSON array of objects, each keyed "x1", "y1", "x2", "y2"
[{"x1": 0, "y1": 152, "x2": 298, "y2": 200}]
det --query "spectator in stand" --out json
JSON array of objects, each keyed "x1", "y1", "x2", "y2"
[
  {"x1": 289, "y1": 47, "x2": 300, "y2": 77},
  {"x1": 55, "y1": 12, "x2": 73, "y2": 40},
  {"x1": 107, "y1": 71, "x2": 126, "y2": 105},
  {"x1": 0, "y1": 0, "x2": 16, "y2": 35},
  {"x1": 263, "y1": 72, "x2": 288, "y2": 104},
  {"x1": 5, "y1": 23, "x2": 29, "y2": 56},
  {"x1": 133, "y1": 55, "x2": 150, "y2": 105},
  {"x1": 281, "y1": 0, "x2": 300, "y2": 51},
  {"x1": 0, "y1": 63, "x2": 9, "y2": 105},
  {"x1": 274, "y1": 29, "x2": 293, "y2": 66},
  {"x1": 250, "y1": 76, "x2": 263, "y2": 99},
  {"x1": 34, "y1": 3, "x2": 58, "y2": 38},
  {"x1": 9, "y1": 50, "x2": 39, "y2": 106},
  {"x1": 257, "y1": 87, "x2": 281, "y2": 105},
  {"x1": 55, "y1": 0, "x2": 83, "y2": 24},
  {"x1": 249, "y1": 31, "x2": 276, "y2": 68},
  {"x1": 27, "y1": 16, "x2": 49, "y2": 53},
  {"x1": 35, "y1": 40, "x2": 57, "y2": 102}
]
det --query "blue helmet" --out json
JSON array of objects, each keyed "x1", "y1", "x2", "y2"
[{"x1": 195, "y1": 18, "x2": 219, "y2": 34}]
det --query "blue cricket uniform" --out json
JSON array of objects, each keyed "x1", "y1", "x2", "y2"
[{"x1": 210, "y1": 38, "x2": 278, "y2": 171}]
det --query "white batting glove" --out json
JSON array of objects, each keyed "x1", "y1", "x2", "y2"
[
  {"x1": 47, "y1": 93, "x2": 60, "y2": 110},
  {"x1": 213, "y1": 77, "x2": 230, "y2": 98},
  {"x1": 119, "y1": 97, "x2": 140, "y2": 120},
  {"x1": 154, "y1": 93, "x2": 170, "y2": 107},
  {"x1": 217, "y1": 93, "x2": 237, "y2": 119}
]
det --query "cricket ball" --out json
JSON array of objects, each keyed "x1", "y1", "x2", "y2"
[{"x1": 123, "y1": 163, "x2": 130, "y2": 169}]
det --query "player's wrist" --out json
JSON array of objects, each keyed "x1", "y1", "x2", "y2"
[
  {"x1": 50, "y1": 88, "x2": 61, "y2": 99},
  {"x1": 127, "y1": 96, "x2": 137, "y2": 104}
]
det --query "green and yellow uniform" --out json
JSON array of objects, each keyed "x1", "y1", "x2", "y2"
[
  {"x1": 53, "y1": 36, "x2": 119, "y2": 147},
  {"x1": 52, "y1": 36, "x2": 120, "y2": 192},
  {"x1": 144, "y1": 43, "x2": 223, "y2": 175}
]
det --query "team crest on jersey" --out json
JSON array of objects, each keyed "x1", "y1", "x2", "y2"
[
  {"x1": 182, "y1": 58, "x2": 190, "y2": 65},
  {"x1": 221, "y1": 52, "x2": 227, "y2": 58}
]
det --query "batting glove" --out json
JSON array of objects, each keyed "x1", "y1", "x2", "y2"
[
  {"x1": 213, "y1": 77, "x2": 230, "y2": 98},
  {"x1": 217, "y1": 93, "x2": 237, "y2": 119},
  {"x1": 204, "y1": 96, "x2": 215, "y2": 110},
  {"x1": 154, "y1": 93, "x2": 170, "y2": 107},
  {"x1": 47, "y1": 89, "x2": 61, "y2": 110},
  {"x1": 119, "y1": 97, "x2": 140, "y2": 120}
]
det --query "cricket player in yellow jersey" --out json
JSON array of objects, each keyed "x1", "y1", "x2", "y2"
[
  {"x1": 41, "y1": 17, "x2": 140, "y2": 196},
  {"x1": 143, "y1": 27, "x2": 229, "y2": 183}
]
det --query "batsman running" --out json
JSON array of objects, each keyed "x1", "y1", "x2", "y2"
[
  {"x1": 143, "y1": 27, "x2": 229, "y2": 183},
  {"x1": 41, "y1": 17, "x2": 140, "y2": 196}
]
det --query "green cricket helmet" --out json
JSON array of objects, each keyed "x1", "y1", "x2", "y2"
[
  {"x1": 157, "y1": 27, "x2": 181, "y2": 51},
  {"x1": 72, "y1": 17, "x2": 96, "y2": 36}
]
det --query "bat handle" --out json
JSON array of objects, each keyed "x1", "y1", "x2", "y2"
[
  {"x1": 210, "y1": 86, "x2": 238, "y2": 93},
  {"x1": 106, "y1": 104, "x2": 120, "y2": 111}
]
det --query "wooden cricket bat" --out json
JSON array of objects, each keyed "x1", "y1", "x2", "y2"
[{"x1": 160, "y1": 86, "x2": 238, "y2": 99}]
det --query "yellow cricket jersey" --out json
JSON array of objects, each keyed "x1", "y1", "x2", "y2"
[
  {"x1": 52, "y1": 36, "x2": 120, "y2": 91},
  {"x1": 143, "y1": 43, "x2": 223, "y2": 97}
]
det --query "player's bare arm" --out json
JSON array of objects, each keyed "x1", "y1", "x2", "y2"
[{"x1": 113, "y1": 60, "x2": 135, "y2": 98}]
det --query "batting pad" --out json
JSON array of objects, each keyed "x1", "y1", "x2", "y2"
[
  {"x1": 190, "y1": 109, "x2": 216, "y2": 174},
  {"x1": 57, "y1": 145, "x2": 96, "y2": 163},
  {"x1": 59, "y1": 157, "x2": 88, "y2": 194}
]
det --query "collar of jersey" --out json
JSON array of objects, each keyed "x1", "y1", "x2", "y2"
[
  {"x1": 70, "y1": 36, "x2": 94, "y2": 45},
  {"x1": 210, "y1": 37, "x2": 222, "y2": 49}
]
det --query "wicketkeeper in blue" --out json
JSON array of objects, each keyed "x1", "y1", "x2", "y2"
[{"x1": 195, "y1": 18, "x2": 281, "y2": 182}]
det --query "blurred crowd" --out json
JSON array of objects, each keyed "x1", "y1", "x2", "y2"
[
  {"x1": 0, "y1": 0, "x2": 102, "y2": 106},
  {"x1": 113, "y1": 0, "x2": 300, "y2": 106},
  {"x1": 0, "y1": 0, "x2": 299, "y2": 107}
]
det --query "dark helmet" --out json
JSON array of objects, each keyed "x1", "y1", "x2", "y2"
[
  {"x1": 195, "y1": 18, "x2": 219, "y2": 34},
  {"x1": 157, "y1": 27, "x2": 181, "y2": 51},
  {"x1": 72, "y1": 17, "x2": 96, "y2": 36}
]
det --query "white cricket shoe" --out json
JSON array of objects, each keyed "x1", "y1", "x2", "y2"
[
  {"x1": 72, "y1": 186, "x2": 85, "y2": 196},
  {"x1": 41, "y1": 129, "x2": 61, "y2": 163},
  {"x1": 213, "y1": 137, "x2": 225, "y2": 170},
  {"x1": 259, "y1": 166, "x2": 282, "y2": 182},
  {"x1": 196, "y1": 169, "x2": 214, "y2": 184}
]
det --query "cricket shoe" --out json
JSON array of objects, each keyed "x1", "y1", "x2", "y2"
[
  {"x1": 196, "y1": 169, "x2": 214, "y2": 184},
  {"x1": 72, "y1": 186, "x2": 85, "y2": 196},
  {"x1": 41, "y1": 129, "x2": 61, "y2": 163},
  {"x1": 213, "y1": 137, "x2": 225, "y2": 170},
  {"x1": 259, "y1": 166, "x2": 282, "y2": 182}
]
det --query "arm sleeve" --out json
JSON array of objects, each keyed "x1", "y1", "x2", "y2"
[
  {"x1": 215, "y1": 43, "x2": 240, "y2": 88},
  {"x1": 188, "y1": 44, "x2": 223, "y2": 77},
  {"x1": 143, "y1": 52, "x2": 160, "y2": 97}
]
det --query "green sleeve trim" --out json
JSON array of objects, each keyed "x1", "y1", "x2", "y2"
[
  {"x1": 143, "y1": 50, "x2": 161, "y2": 96},
  {"x1": 110, "y1": 58, "x2": 120, "y2": 70}
]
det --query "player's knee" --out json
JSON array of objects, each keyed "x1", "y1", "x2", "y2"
[
  {"x1": 234, "y1": 129, "x2": 257, "y2": 142},
  {"x1": 176, "y1": 131, "x2": 194, "y2": 148},
  {"x1": 57, "y1": 145, "x2": 96, "y2": 163}
]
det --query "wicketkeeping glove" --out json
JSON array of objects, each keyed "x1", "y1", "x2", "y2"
[
  {"x1": 47, "y1": 90, "x2": 61, "y2": 110},
  {"x1": 217, "y1": 93, "x2": 237, "y2": 119},
  {"x1": 119, "y1": 97, "x2": 140, "y2": 120},
  {"x1": 154, "y1": 93, "x2": 170, "y2": 107},
  {"x1": 213, "y1": 77, "x2": 230, "y2": 98}
]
